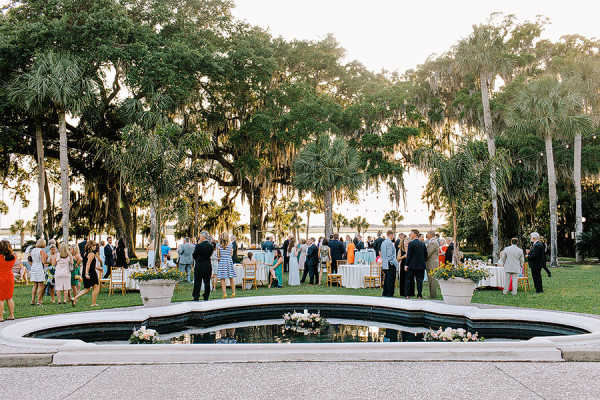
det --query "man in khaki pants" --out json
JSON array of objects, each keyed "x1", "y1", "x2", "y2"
[
  {"x1": 501, "y1": 237, "x2": 525, "y2": 295},
  {"x1": 425, "y1": 230, "x2": 440, "y2": 298}
]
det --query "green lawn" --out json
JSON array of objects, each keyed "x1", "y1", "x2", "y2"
[{"x1": 5, "y1": 263, "x2": 599, "y2": 320}]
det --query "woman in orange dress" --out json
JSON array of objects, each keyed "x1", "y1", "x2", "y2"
[
  {"x1": 0, "y1": 240, "x2": 16, "y2": 321},
  {"x1": 346, "y1": 240, "x2": 356, "y2": 264}
]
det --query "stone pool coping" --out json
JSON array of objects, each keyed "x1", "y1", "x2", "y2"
[{"x1": 2, "y1": 295, "x2": 600, "y2": 364}]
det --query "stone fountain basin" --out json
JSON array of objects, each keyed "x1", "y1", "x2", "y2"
[{"x1": 1, "y1": 295, "x2": 599, "y2": 364}]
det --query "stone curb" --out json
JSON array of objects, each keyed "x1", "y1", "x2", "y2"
[
  {"x1": 561, "y1": 349, "x2": 600, "y2": 362},
  {"x1": 0, "y1": 353, "x2": 54, "y2": 367}
]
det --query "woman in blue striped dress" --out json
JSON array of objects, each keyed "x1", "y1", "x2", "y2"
[{"x1": 217, "y1": 232, "x2": 236, "y2": 299}]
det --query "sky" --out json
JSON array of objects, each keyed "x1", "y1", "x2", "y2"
[{"x1": 2, "y1": 0, "x2": 599, "y2": 232}]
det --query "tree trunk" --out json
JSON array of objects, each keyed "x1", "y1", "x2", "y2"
[
  {"x1": 452, "y1": 203, "x2": 459, "y2": 265},
  {"x1": 306, "y1": 210, "x2": 311, "y2": 241},
  {"x1": 35, "y1": 121, "x2": 45, "y2": 240},
  {"x1": 193, "y1": 178, "x2": 199, "y2": 239},
  {"x1": 324, "y1": 190, "x2": 333, "y2": 239},
  {"x1": 107, "y1": 185, "x2": 127, "y2": 247},
  {"x1": 574, "y1": 132, "x2": 583, "y2": 262},
  {"x1": 545, "y1": 136, "x2": 559, "y2": 267},
  {"x1": 154, "y1": 198, "x2": 162, "y2": 269},
  {"x1": 120, "y1": 193, "x2": 137, "y2": 258},
  {"x1": 480, "y1": 71, "x2": 499, "y2": 263},
  {"x1": 249, "y1": 187, "x2": 263, "y2": 244},
  {"x1": 150, "y1": 199, "x2": 157, "y2": 244},
  {"x1": 44, "y1": 173, "x2": 52, "y2": 239},
  {"x1": 59, "y1": 112, "x2": 69, "y2": 240}
]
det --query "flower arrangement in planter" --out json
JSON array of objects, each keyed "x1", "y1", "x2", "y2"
[
  {"x1": 283, "y1": 310, "x2": 329, "y2": 335},
  {"x1": 434, "y1": 262, "x2": 492, "y2": 305},
  {"x1": 433, "y1": 262, "x2": 491, "y2": 284},
  {"x1": 423, "y1": 327, "x2": 484, "y2": 342},
  {"x1": 132, "y1": 268, "x2": 184, "y2": 307},
  {"x1": 131, "y1": 268, "x2": 184, "y2": 281},
  {"x1": 129, "y1": 326, "x2": 163, "y2": 344}
]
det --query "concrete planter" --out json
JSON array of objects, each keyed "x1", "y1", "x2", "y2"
[
  {"x1": 137, "y1": 279, "x2": 177, "y2": 308},
  {"x1": 438, "y1": 277, "x2": 477, "y2": 306}
]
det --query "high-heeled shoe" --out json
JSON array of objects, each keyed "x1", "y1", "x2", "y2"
[
  {"x1": 222, "y1": 294, "x2": 227, "y2": 299},
  {"x1": 231, "y1": 293, "x2": 236, "y2": 298}
]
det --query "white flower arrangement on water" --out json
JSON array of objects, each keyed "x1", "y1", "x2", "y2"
[
  {"x1": 129, "y1": 326, "x2": 163, "y2": 344},
  {"x1": 423, "y1": 327, "x2": 484, "y2": 342},
  {"x1": 283, "y1": 310, "x2": 329, "y2": 335}
]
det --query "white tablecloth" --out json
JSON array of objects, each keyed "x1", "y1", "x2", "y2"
[
  {"x1": 124, "y1": 268, "x2": 146, "y2": 290},
  {"x1": 476, "y1": 266, "x2": 505, "y2": 288},
  {"x1": 354, "y1": 250, "x2": 376, "y2": 265},
  {"x1": 339, "y1": 264, "x2": 371, "y2": 289},
  {"x1": 202, "y1": 264, "x2": 269, "y2": 288}
]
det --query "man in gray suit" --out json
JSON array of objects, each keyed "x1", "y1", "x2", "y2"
[
  {"x1": 177, "y1": 237, "x2": 195, "y2": 283},
  {"x1": 425, "y1": 230, "x2": 440, "y2": 298},
  {"x1": 500, "y1": 237, "x2": 524, "y2": 295}
]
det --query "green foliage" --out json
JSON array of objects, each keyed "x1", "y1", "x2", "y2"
[
  {"x1": 575, "y1": 228, "x2": 600, "y2": 261},
  {"x1": 349, "y1": 216, "x2": 370, "y2": 235},
  {"x1": 131, "y1": 268, "x2": 184, "y2": 282},
  {"x1": 293, "y1": 134, "x2": 363, "y2": 197},
  {"x1": 433, "y1": 262, "x2": 491, "y2": 284}
]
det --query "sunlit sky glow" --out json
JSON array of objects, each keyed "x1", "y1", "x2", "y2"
[{"x1": 2, "y1": 0, "x2": 599, "y2": 232}]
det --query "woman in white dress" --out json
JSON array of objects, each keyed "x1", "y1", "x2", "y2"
[
  {"x1": 147, "y1": 240, "x2": 155, "y2": 269},
  {"x1": 298, "y1": 239, "x2": 307, "y2": 272},
  {"x1": 29, "y1": 239, "x2": 47, "y2": 305},
  {"x1": 288, "y1": 238, "x2": 300, "y2": 286}
]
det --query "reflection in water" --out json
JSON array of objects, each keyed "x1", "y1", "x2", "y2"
[{"x1": 169, "y1": 324, "x2": 426, "y2": 344}]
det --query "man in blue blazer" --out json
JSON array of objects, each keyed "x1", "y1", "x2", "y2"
[{"x1": 404, "y1": 229, "x2": 427, "y2": 299}]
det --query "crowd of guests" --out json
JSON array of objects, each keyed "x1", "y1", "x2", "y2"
[{"x1": 0, "y1": 227, "x2": 551, "y2": 320}]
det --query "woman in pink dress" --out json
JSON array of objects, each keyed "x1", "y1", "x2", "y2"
[{"x1": 54, "y1": 242, "x2": 73, "y2": 304}]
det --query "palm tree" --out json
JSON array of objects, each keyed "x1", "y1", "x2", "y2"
[
  {"x1": 333, "y1": 212, "x2": 349, "y2": 235},
  {"x1": 9, "y1": 219, "x2": 33, "y2": 250},
  {"x1": 349, "y1": 216, "x2": 370, "y2": 235},
  {"x1": 286, "y1": 201, "x2": 304, "y2": 240},
  {"x1": 453, "y1": 23, "x2": 513, "y2": 263},
  {"x1": 17, "y1": 51, "x2": 98, "y2": 240},
  {"x1": 300, "y1": 200, "x2": 319, "y2": 240},
  {"x1": 561, "y1": 57, "x2": 600, "y2": 262},
  {"x1": 293, "y1": 134, "x2": 363, "y2": 238},
  {"x1": 99, "y1": 123, "x2": 203, "y2": 267},
  {"x1": 413, "y1": 143, "x2": 508, "y2": 264},
  {"x1": 506, "y1": 76, "x2": 590, "y2": 267},
  {"x1": 382, "y1": 210, "x2": 404, "y2": 234},
  {"x1": 9, "y1": 72, "x2": 51, "y2": 240}
]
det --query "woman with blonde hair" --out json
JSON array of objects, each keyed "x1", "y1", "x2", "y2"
[
  {"x1": 72, "y1": 240, "x2": 102, "y2": 307},
  {"x1": 54, "y1": 242, "x2": 73, "y2": 304},
  {"x1": 46, "y1": 244, "x2": 58, "y2": 303},
  {"x1": 70, "y1": 244, "x2": 83, "y2": 297},
  {"x1": 29, "y1": 239, "x2": 47, "y2": 305},
  {"x1": 216, "y1": 232, "x2": 236, "y2": 299}
]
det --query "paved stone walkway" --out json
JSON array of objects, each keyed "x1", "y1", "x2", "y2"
[{"x1": 3, "y1": 362, "x2": 600, "y2": 399}]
